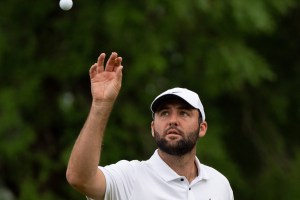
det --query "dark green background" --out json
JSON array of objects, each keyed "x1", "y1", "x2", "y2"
[{"x1": 0, "y1": 0, "x2": 299, "y2": 199}]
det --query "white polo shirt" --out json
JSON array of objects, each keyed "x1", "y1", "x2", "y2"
[{"x1": 87, "y1": 150, "x2": 234, "y2": 200}]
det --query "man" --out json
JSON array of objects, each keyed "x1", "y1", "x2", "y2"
[{"x1": 66, "y1": 52, "x2": 234, "y2": 200}]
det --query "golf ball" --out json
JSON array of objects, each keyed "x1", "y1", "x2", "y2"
[{"x1": 59, "y1": 0, "x2": 73, "y2": 11}]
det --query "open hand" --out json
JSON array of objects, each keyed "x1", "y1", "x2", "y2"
[{"x1": 89, "y1": 52, "x2": 123, "y2": 105}]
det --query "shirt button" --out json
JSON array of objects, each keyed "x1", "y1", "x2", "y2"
[{"x1": 189, "y1": 188, "x2": 191, "y2": 190}]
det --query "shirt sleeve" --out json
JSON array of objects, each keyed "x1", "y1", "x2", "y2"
[
  {"x1": 229, "y1": 183, "x2": 234, "y2": 200},
  {"x1": 87, "y1": 160, "x2": 139, "y2": 200}
]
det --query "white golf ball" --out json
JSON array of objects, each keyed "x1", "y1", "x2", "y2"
[{"x1": 59, "y1": 0, "x2": 73, "y2": 11}]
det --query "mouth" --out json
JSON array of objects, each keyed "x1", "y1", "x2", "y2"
[
  {"x1": 166, "y1": 128, "x2": 182, "y2": 136},
  {"x1": 166, "y1": 133, "x2": 182, "y2": 141}
]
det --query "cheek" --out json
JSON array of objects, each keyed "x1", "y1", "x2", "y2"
[
  {"x1": 151, "y1": 121, "x2": 164, "y2": 134},
  {"x1": 186, "y1": 120, "x2": 201, "y2": 132}
]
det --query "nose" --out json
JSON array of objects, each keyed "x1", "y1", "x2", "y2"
[{"x1": 168, "y1": 113, "x2": 178, "y2": 126}]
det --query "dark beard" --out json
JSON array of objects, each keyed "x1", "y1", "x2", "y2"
[{"x1": 153, "y1": 127, "x2": 200, "y2": 156}]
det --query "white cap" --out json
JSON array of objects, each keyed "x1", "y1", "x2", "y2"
[{"x1": 150, "y1": 87, "x2": 206, "y2": 121}]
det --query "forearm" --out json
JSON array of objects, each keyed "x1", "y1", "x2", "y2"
[{"x1": 66, "y1": 101, "x2": 114, "y2": 185}]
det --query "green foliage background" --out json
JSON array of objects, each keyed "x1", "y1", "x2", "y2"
[{"x1": 0, "y1": 0, "x2": 300, "y2": 199}]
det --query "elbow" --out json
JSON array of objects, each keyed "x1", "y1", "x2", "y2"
[
  {"x1": 66, "y1": 168, "x2": 76, "y2": 186},
  {"x1": 66, "y1": 167, "x2": 93, "y2": 193},
  {"x1": 66, "y1": 167, "x2": 105, "y2": 200},
  {"x1": 66, "y1": 168, "x2": 96, "y2": 197},
  {"x1": 66, "y1": 168, "x2": 82, "y2": 189}
]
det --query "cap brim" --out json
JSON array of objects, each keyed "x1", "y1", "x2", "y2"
[{"x1": 151, "y1": 94, "x2": 191, "y2": 113}]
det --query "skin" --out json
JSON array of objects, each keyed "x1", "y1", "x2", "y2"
[
  {"x1": 66, "y1": 52, "x2": 123, "y2": 200},
  {"x1": 151, "y1": 99, "x2": 207, "y2": 183},
  {"x1": 66, "y1": 52, "x2": 208, "y2": 199}
]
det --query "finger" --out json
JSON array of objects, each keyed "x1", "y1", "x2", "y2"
[
  {"x1": 105, "y1": 52, "x2": 118, "y2": 71},
  {"x1": 97, "y1": 53, "x2": 106, "y2": 73},
  {"x1": 115, "y1": 65, "x2": 123, "y2": 81},
  {"x1": 114, "y1": 57, "x2": 123, "y2": 71},
  {"x1": 89, "y1": 63, "x2": 97, "y2": 79}
]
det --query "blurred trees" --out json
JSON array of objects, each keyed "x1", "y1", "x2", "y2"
[{"x1": 0, "y1": 0, "x2": 299, "y2": 199}]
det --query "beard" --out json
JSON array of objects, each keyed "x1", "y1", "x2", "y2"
[{"x1": 153, "y1": 126, "x2": 200, "y2": 156}]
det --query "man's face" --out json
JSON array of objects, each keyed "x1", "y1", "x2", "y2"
[{"x1": 151, "y1": 98, "x2": 204, "y2": 156}]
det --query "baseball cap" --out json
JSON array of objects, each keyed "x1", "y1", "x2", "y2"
[{"x1": 150, "y1": 87, "x2": 206, "y2": 121}]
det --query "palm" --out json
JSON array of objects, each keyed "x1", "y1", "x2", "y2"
[
  {"x1": 89, "y1": 52, "x2": 123, "y2": 103},
  {"x1": 91, "y1": 71, "x2": 120, "y2": 101}
]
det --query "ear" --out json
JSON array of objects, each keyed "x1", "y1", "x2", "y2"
[
  {"x1": 199, "y1": 121, "x2": 207, "y2": 138},
  {"x1": 151, "y1": 121, "x2": 155, "y2": 137}
]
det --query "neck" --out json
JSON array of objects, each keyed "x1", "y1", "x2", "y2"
[{"x1": 158, "y1": 148, "x2": 198, "y2": 183}]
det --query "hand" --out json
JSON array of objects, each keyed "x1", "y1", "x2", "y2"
[{"x1": 89, "y1": 52, "x2": 123, "y2": 105}]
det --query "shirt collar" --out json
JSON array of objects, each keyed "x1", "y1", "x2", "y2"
[
  {"x1": 148, "y1": 149, "x2": 210, "y2": 182},
  {"x1": 194, "y1": 155, "x2": 210, "y2": 180}
]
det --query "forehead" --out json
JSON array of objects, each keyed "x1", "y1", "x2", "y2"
[{"x1": 155, "y1": 97, "x2": 195, "y2": 111}]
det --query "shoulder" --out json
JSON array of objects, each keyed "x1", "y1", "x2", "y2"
[
  {"x1": 200, "y1": 164, "x2": 234, "y2": 198},
  {"x1": 100, "y1": 159, "x2": 146, "y2": 174},
  {"x1": 106, "y1": 159, "x2": 142, "y2": 167},
  {"x1": 201, "y1": 163, "x2": 231, "y2": 184}
]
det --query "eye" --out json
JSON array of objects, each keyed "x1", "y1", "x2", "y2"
[
  {"x1": 180, "y1": 110, "x2": 189, "y2": 117},
  {"x1": 157, "y1": 109, "x2": 169, "y2": 117},
  {"x1": 160, "y1": 110, "x2": 169, "y2": 117}
]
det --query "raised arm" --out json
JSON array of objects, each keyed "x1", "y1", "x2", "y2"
[{"x1": 66, "y1": 52, "x2": 123, "y2": 200}]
